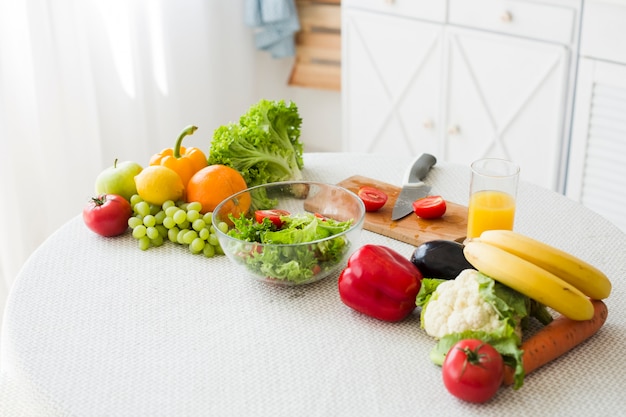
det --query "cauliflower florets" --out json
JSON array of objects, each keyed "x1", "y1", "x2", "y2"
[{"x1": 423, "y1": 269, "x2": 502, "y2": 339}]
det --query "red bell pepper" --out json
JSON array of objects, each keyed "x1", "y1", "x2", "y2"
[{"x1": 338, "y1": 244, "x2": 423, "y2": 322}]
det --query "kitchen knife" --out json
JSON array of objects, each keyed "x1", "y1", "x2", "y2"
[{"x1": 391, "y1": 153, "x2": 437, "y2": 221}]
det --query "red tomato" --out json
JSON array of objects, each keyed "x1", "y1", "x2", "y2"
[
  {"x1": 412, "y1": 195, "x2": 447, "y2": 219},
  {"x1": 82, "y1": 194, "x2": 132, "y2": 237},
  {"x1": 314, "y1": 213, "x2": 327, "y2": 221},
  {"x1": 357, "y1": 186, "x2": 388, "y2": 212},
  {"x1": 442, "y1": 339, "x2": 504, "y2": 403},
  {"x1": 255, "y1": 209, "x2": 290, "y2": 228}
]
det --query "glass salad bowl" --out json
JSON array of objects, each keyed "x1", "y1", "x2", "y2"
[{"x1": 213, "y1": 181, "x2": 366, "y2": 286}]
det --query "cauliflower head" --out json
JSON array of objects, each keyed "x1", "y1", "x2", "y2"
[{"x1": 422, "y1": 269, "x2": 502, "y2": 339}]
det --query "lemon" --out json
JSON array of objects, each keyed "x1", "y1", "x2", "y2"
[{"x1": 135, "y1": 165, "x2": 184, "y2": 205}]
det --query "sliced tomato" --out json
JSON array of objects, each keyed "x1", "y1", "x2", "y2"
[
  {"x1": 357, "y1": 186, "x2": 388, "y2": 212},
  {"x1": 412, "y1": 195, "x2": 447, "y2": 219},
  {"x1": 314, "y1": 213, "x2": 327, "y2": 221},
  {"x1": 255, "y1": 209, "x2": 290, "y2": 228}
]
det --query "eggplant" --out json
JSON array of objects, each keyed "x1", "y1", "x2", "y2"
[{"x1": 410, "y1": 239, "x2": 475, "y2": 280}]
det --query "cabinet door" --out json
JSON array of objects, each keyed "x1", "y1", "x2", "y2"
[
  {"x1": 342, "y1": 9, "x2": 443, "y2": 156},
  {"x1": 566, "y1": 59, "x2": 626, "y2": 233},
  {"x1": 443, "y1": 27, "x2": 569, "y2": 190}
]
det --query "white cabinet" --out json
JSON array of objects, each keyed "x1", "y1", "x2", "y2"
[
  {"x1": 341, "y1": 9, "x2": 443, "y2": 157},
  {"x1": 442, "y1": 27, "x2": 570, "y2": 190},
  {"x1": 566, "y1": 60, "x2": 626, "y2": 234},
  {"x1": 341, "y1": 0, "x2": 446, "y2": 22},
  {"x1": 565, "y1": 1, "x2": 626, "y2": 233},
  {"x1": 578, "y1": 0, "x2": 626, "y2": 65},
  {"x1": 342, "y1": 0, "x2": 581, "y2": 191}
]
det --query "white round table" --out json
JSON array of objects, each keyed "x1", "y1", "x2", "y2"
[{"x1": 2, "y1": 153, "x2": 625, "y2": 416}]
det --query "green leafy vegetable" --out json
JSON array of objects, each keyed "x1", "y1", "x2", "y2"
[
  {"x1": 430, "y1": 329, "x2": 523, "y2": 386},
  {"x1": 208, "y1": 99, "x2": 304, "y2": 208},
  {"x1": 416, "y1": 274, "x2": 553, "y2": 389},
  {"x1": 227, "y1": 213, "x2": 353, "y2": 283}
]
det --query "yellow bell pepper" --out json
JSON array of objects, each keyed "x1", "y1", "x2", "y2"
[{"x1": 149, "y1": 125, "x2": 208, "y2": 188}]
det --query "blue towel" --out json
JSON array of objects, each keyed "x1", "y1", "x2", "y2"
[{"x1": 245, "y1": 0, "x2": 300, "y2": 59}]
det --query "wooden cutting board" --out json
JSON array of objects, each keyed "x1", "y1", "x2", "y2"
[{"x1": 337, "y1": 175, "x2": 468, "y2": 246}]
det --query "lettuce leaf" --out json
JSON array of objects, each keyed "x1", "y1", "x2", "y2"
[
  {"x1": 429, "y1": 329, "x2": 524, "y2": 388},
  {"x1": 416, "y1": 274, "x2": 552, "y2": 390},
  {"x1": 227, "y1": 213, "x2": 353, "y2": 283}
]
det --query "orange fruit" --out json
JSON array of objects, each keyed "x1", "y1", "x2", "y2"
[{"x1": 186, "y1": 165, "x2": 250, "y2": 215}]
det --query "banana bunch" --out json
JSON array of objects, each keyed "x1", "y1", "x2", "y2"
[{"x1": 463, "y1": 230, "x2": 611, "y2": 321}]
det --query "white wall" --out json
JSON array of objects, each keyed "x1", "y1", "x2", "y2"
[{"x1": 0, "y1": 1, "x2": 343, "y2": 335}]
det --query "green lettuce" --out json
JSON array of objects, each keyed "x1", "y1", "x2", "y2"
[
  {"x1": 228, "y1": 213, "x2": 352, "y2": 283},
  {"x1": 416, "y1": 274, "x2": 553, "y2": 389},
  {"x1": 208, "y1": 99, "x2": 304, "y2": 209}
]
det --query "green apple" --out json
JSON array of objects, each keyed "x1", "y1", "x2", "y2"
[{"x1": 95, "y1": 159, "x2": 143, "y2": 202}]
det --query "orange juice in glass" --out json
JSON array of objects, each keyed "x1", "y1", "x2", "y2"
[{"x1": 466, "y1": 159, "x2": 520, "y2": 240}]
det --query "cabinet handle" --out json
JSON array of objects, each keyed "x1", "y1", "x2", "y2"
[
  {"x1": 447, "y1": 125, "x2": 460, "y2": 135},
  {"x1": 423, "y1": 119, "x2": 434, "y2": 129},
  {"x1": 500, "y1": 11, "x2": 513, "y2": 23}
]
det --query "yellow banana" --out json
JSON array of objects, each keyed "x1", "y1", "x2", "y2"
[
  {"x1": 476, "y1": 229, "x2": 611, "y2": 300},
  {"x1": 463, "y1": 241, "x2": 594, "y2": 321}
]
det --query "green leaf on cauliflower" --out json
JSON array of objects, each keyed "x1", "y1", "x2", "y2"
[
  {"x1": 415, "y1": 278, "x2": 446, "y2": 325},
  {"x1": 429, "y1": 329, "x2": 523, "y2": 387},
  {"x1": 415, "y1": 270, "x2": 553, "y2": 390}
]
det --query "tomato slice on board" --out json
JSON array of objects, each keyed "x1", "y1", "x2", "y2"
[
  {"x1": 254, "y1": 209, "x2": 290, "y2": 228},
  {"x1": 412, "y1": 195, "x2": 447, "y2": 219},
  {"x1": 357, "y1": 186, "x2": 388, "y2": 212}
]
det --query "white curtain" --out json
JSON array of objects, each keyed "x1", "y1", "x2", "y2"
[{"x1": 0, "y1": 0, "x2": 300, "y2": 313}]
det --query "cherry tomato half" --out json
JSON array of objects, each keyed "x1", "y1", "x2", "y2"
[
  {"x1": 357, "y1": 186, "x2": 388, "y2": 212},
  {"x1": 412, "y1": 195, "x2": 447, "y2": 219},
  {"x1": 255, "y1": 209, "x2": 290, "y2": 228},
  {"x1": 82, "y1": 194, "x2": 132, "y2": 237},
  {"x1": 314, "y1": 213, "x2": 327, "y2": 221},
  {"x1": 442, "y1": 339, "x2": 504, "y2": 403}
]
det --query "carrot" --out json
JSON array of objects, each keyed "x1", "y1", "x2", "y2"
[{"x1": 503, "y1": 299, "x2": 608, "y2": 386}]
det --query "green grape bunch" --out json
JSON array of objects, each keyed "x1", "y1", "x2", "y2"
[{"x1": 127, "y1": 194, "x2": 228, "y2": 257}]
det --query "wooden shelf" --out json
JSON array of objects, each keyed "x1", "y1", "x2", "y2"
[{"x1": 289, "y1": 0, "x2": 341, "y2": 91}]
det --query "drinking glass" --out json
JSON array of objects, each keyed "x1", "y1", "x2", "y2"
[{"x1": 466, "y1": 158, "x2": 520, "y2": 240}]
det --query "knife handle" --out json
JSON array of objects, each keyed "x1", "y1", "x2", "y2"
[{"x1": 403, "y1": 153, "x2": 437, "y2": 184}]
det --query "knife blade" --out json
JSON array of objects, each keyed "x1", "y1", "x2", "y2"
[{"x1": 391, "y1": 153, "x2": 437, "y2": 221}]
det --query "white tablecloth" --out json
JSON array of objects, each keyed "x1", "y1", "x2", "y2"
[{"x1": 2, "y1": 152, "x2": 625, "y2": 416}]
